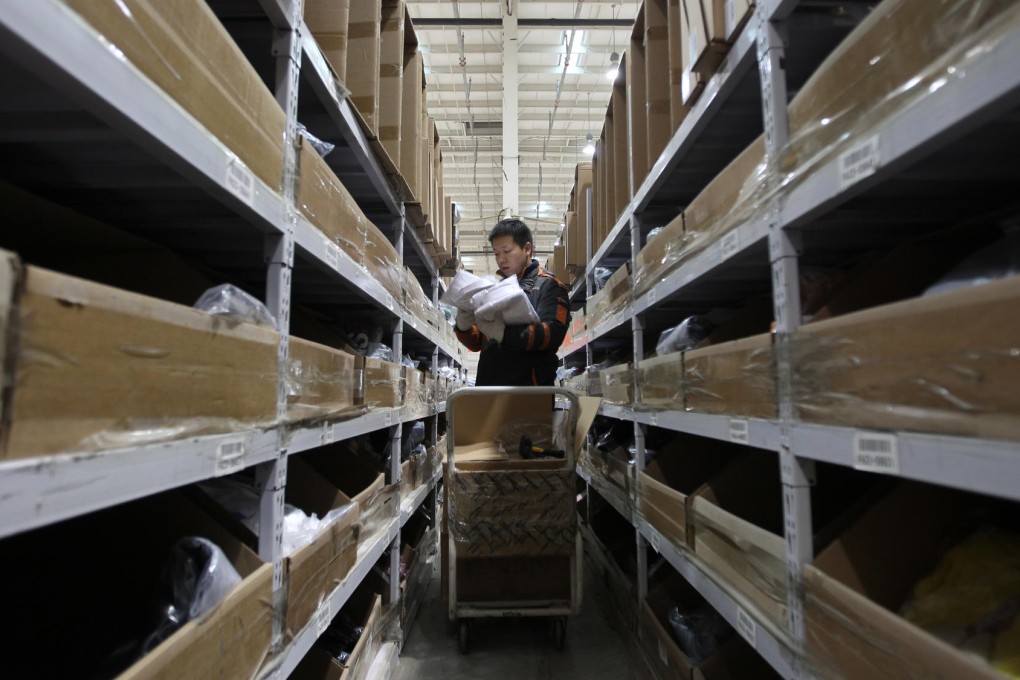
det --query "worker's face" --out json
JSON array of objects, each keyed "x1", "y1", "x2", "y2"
[{"x1": 491, "y1": 235, "x2": 532, "y2": 277}]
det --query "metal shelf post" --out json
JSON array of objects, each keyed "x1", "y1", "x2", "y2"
[{"x1": 389, "y1": 210, "x2": 406, "y2": 610}]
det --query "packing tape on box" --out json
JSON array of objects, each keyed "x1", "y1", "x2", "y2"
[{"x1": 347, "y1": 21, "x2": 379, "y2": 40}]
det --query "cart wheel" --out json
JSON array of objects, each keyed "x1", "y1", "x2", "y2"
[
  {"x1": 553, "y1": 617, "x2": 566, "y2": 650},
  {"x1": 458, "y1": 620, "x2": 470, "y2": 654}
]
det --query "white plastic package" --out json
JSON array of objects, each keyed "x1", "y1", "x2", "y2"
[{"x1": 194, "y1": 284, "x2": 278, "y2": 330}]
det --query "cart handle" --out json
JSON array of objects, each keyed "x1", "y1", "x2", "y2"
[{"x1": 446, "y1": 386, "x2": 581, "y2": 470}]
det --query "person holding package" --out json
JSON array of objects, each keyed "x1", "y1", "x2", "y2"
[{"x1": 456, "y1": 218, "x2": 570, "y2": 386}]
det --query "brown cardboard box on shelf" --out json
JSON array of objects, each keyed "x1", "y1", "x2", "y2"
[
  {"x1": 400, "y1": 24, "x2": 425, "y2": 201},
  {"x1": 564, "y1": 211, "x2": 582, "y2": 273},
  {"x1": 603, "y1": 107, "x2": 617, "y2": 240},
  {"x1": 600, "y1": 363, "x2": 634, "y2": 405},
  {"x1": 628, "y1": 7, "x2": 651, "y2": 189},
  {"x1": 551, "y1": 243, "x2": 567, "y2": 282},
  {"x1": 596, "y1": 134, "x2": 608, "y2": 248},
  {"x1": 634, "y1": 211, "x2": 685, "y2": 297},
  {"x1": 280, "y1": 458, "x2": 361, "y2": 637},
  {"x1": 667, "y1": 0, "x2": 685, "y2": 132},
  {"x1": 793, "y1": 274, "x2": 1020, "y2": 441},
  {"x1": 65, "y1": 0, "x2": 286, "y2": 192},
  {"x1": 634, "y1": 351, "x2": 685, "y2": 409},
  {"x1": 378, "y1": 0, "x2": 404, "y2": 165},
  {"x1": 639, "y1": 571, "x2": 703, "y2": 680},
  {"x1": 684, "y1": 332, "x2": 776, "y2": 420},
  {"x1": 364, "y1": 223, "x2": 406, "y2": 303},
  {"x1": 803, "y1": 482, "x2": 1003, "y2": 680},
  {"x1": 291, "y1": 589, "x2": 384, "y2": 680},
  {"x1": 355, "y1": 355, "x2": 405, "y2": 409},
  {"x1": 0, "y1": 259, "x2": 279, "y2": 461},
  {"x1": 645, "y1": 0, "x2": 673, "y2": 169},
  {"x1": 297, "y1": 143, "x2": 370, "y2": 267},
  {"x1": 688, "y1": 450, "x2": 787, "y2": 627},
  {"x1": 683, "y1": 0, "x2": 730, "y2": 77},
  {"x1": 612, "y1": 78, "x2": 631, "y2": 223},
  {"x1": 724, "y1": 0, "x2": 756, "y2": 43},
  {"x1": 287, "y1": 338, "x2": 360, "y2": 423},
  {"x1": 305, "y1": 0, "x2": 351, "y2": 83},
  {"x1": 0, "y1": 491, "x2": 274, "y2": 680},
  {"x1": 346, "y1": 0, "x2": 382, "y2": 135},
  {"x1": 637, "y1": 434, "x2": 742, "y2": 551}
]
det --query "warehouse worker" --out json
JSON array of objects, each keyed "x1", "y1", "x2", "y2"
[{"x1": 455, "y1": 218, "x2": 570, "y2": 386}]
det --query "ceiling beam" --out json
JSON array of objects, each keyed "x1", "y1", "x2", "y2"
[{"x1": 413, "y1": 18, "x2": 634, "y2": 28}]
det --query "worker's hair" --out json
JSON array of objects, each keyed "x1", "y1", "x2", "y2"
[{"x1": 488, "y1": 218, "x2": 533, "y2": 250}]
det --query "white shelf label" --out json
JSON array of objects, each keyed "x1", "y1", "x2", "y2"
[
  {"x1": 322, "y1": 422, "x2": 335, "y2": 445},
  {"x1": 315, "y1": 599, "x2": 332, "y2": 636},
  {"x1": 650, "y1": 531, "x2": 661, "y2": 553},
  {"x1": 386, "y1": 294, "x2": 395, "y2": 310},
  {"x1": 736, "y1": 606, "x2": 758, "y2": 647},
  {"x1": 385, "y1": 411, "x2": 393, "y2": 426},
  {"x1": 853, "y1": 431, "x2": 900, "y2": 475},
  {"x1": 729, "y1": 419, "x2": 750, "y2": 445},
  {"x1": 648, "y1": 288, "x2": 657, "y2": 306},
  {"x1": 838, "y1": 134, "x2": 881, "y2": 190},
  {"x1": 650, "y1": 412, "x2": 659, "y2": 427},
  {"x1": 225, "y1": 159, "x2": 254, "y2": 207},
  {"x1": 324, "y1": 239, "x2": 339, "y2": 270},
  {"x1": 214, "y1": 438, "x2": 247, "y2": 476},
  {"x1": 721, "y1": 231, "x2": 740, "y2": 260}
]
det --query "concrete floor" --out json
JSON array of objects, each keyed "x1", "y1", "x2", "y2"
[{"x1": 392, "y1": 557, "x2": 647, "y2": 680}]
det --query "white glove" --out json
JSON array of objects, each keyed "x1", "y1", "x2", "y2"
[
  {"x1": 456, "y1": 307, "x2": 475, "y2": 331},
  {"x1": 476, "y1": 315, "x2": 505, "y2": 344}
]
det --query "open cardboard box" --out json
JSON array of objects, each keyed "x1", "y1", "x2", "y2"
[
  {"x1": 639, "y1": 570, "x2": 705, "y2": 680},
  {"x1": 804, "y1": 482, "x2": 1007, "y2": 680},
  {"x1": 0, "y1": 491, "x2": 273, "y2": 680},
  {"x1": 638, "y1": 433, "x2": 744, "y2": 552},
  {"x1": 683, "y1": 332, "x2": 776, "y2": 420},
  {"x1": 290, "y1": 586, "x2": 385, "y2": 680}
]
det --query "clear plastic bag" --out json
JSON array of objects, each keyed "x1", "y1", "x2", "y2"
[
  {"x1": 655, "y1": 316, "x2": 715, "y2": 355},
  {"x1": 594, "y1": 266, "x2": 613, "y2": 291},
  {"x1": 141, "y1": 537, "x2": 242, "y2": 654},
  {"x1": 194, "y1": 284, "x2": 278, "y2": 330},
  {"x1": 297, "y1": 122, "x2": 335, "y2": 157},
  {"x1": 646, "y1": 226, "x2": 664, "y2": 243}
]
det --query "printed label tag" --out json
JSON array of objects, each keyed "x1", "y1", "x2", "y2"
[
  {"x1": 650, "y1": 412, "x2": 659, "y2": 427},
  {"x1": 853, "y1": 431, "x2": 900, "y2": 475},
  {"x1": 386, "y1": 294, "x2": 394, "y2": 310},
  {"x1": 650, "y1": 531, "x2": 661, "y2": 553},
  {"x1": 225, "y1": 159, "x2": 254, "y2": 207},
  {"x1": 721, "y1": 231, "x2": 740, "y2": 260},
  {"x1": 730, "y1": 419, "x2": 750, "y2": 445},
  {"x1": 839, "y1": 135, "x2": 881, "y2": 190},
  {"x1": 737, "y1": 606, "x2": 758, "y2": 647},
  {"x1": 214, "y1": 438, "x2": 246, "y2": 477},
  {"x1": 648, "y1": 287, "x2": 657, "y2": 307},
  {"x1": 322, "y1": 422, "x2": 335, "y2": 445},
  {"x1": 315, "y1": 599, "x2": 332, "y2": 636},
  {"x1": 324, "y1": 239, "x2": 339, "y2": 270}
]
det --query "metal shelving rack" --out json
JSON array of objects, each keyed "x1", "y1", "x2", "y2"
[
  {"x1": 564, "y1": 1, "x2": 1020, "y2": 678},
  {"x1": 0, "y1": 0, "x2": 453, "y2": 676}
]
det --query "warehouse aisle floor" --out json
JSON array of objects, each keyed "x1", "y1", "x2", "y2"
[{"x1": 392, "y1": 556, "x2": 646, "y2": 680}]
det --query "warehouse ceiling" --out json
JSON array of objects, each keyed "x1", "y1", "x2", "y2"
[{"x1": 405, "y1": 0, "x2": 639, "y2": 275}]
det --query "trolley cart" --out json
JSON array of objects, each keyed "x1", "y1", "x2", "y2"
[{"x1": 445, "y1": 386, "x2": 583, "y2": 654}]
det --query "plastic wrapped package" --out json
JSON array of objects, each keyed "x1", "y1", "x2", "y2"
[
  {"x1": 790, "y1": 274, "x2": 1020, "y2": 441},
  {"x1": 297, "y1": 143, "x2": 370, "y2": 266},
  {"x1": 781, "y1": 0, "x2": 1020, "y2": 193},
  {"x1": 684, "y1": 333, "x2": 777, "y2": 419},
  {"x1": 633, "y1": 213, "x2": 686, "y2": 297},
  {"x1": 655, "y1": 315, "x2": 714, "y2": 355},
  {"x1": 63, "y1": 0, "x2": 287, "y2": 191},
  {"x1": 297, "y1": 122, "x2": 335, "y2": 157},
  {"x1": 599, "y1": 363, "x2": 634, "y2": 405},
  {"x1": 667, "y1": 604, "x2": 734, "y2": 666},
  {"x1": 194, "y1": 284, "x2": 278, "y2": 330},
  {"x1": 3, "y1": 261, "x2": 281, "y2": 460},
  {"x1": 593, "y1": 266, "x2": 613, "y2": 291},
  {"x1": 364, "y1": 225, "x2": 407, "y2": 303},
  {"x1": 440, "y1": 269, "x2": 541, "y2": 324},
  {"x1": 587, "y1": 264, "x2": 633, "y2": 332},
  {"x1": 141, "y1": 537, "x2": 243, "y2": 654},
  {"x1": 286, "y1": 337, "x2": 360, "y2": 422},
  {"x1": 441, "y1": 269, "x2": 497, "y2": 310}
]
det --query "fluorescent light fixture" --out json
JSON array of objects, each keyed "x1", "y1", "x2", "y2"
[
  {"x1": 606, "y1": 51, "x2": 620, "y2": 80},
  {"x1": 582, "y1": 133, "x2": 595, "y2": 156}
]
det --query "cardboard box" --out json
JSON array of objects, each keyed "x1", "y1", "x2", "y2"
[
  {"x1": 282, "y1": 458, "x2": 361, "y2": 637},
  {"x1": 639, "y1": 572, "x2": 705, "y2": 680},
  {"x1": 634, "y1": 212, "x2": 685, "y2": 297},
  {"x1": 667, "y1": 0, "x2": 686, "y2": 132},
  {"x1": 65, "y1": 0, "x2": 286, "y2": 191},
  {"x1": 400, "y1": 31, "x2": 424, "y2": 201},
  {"x1": 355, "y1": 355, "x2": 405, "y2": 409},
  {"x1": 600, "y1": 362, "x2": 634, "y2": 406},
  {"x1": 297, "y1": 143, "x2": 370, "y2": 267},
  {"x1": 688, "y1": 451, "x2": 787, "y2": 627},
  {"x1": 724, "y1": 0, "x2": 756, "y2": 43},
  {"x1": 378, "y1": 0, "x2": 404, "y2": 164},
  {"x1": 793, "y1": 274, "x2": 1020, "y2": 441},
  {"x1": 635, "y1": 351, "x2": 684, "y2": 409},
  {"x1": 804, "y1": 482, "x2": 1002, "y2": 680},
  {"x1": 683, "y1": 332, "x2": 776, "y2": 419},
  {"x1": 0, "y1": 491, "x2": 273, "y2": 679},
  {"x1": 683, "y1": 0, "x2": 730, "y2": 77},
  {"x1": 305, "y1": 0, "x2": 351, "y2": 83},
  {"x1": 784, "y1": 0, "x2": 1015, "y2": 176},
  {"x1": 645, "y1": 0, "x2": 673, "y2": 169},
  {"x1": 603, "y1": 108, "x2": 617, "y2": 240},
  {"x1": 346, "y1": 0, "x2": 382, "y2": 134},
  {"x1": 303, "y1": 440, "x2": 398, "y2": 544},
  {"x1": 627, "y1": 8, "x2": 651, "y2": 188},
  {"x1": 287, "y1": 338, "x2": 359, "y2": 423},
  {"x1": 638, "y1": 434, "x2": 742, "y2": 551},
  {"x1": 612, "y1": 79, "x2": 631, "y2": 221},
  {"x1": 291, "y1": 589, "x2": 384, "y2": 680},
  {"x1": 364, "y1": 225, "x2": 405, "y2": 303},
  {"x1": 0, "y1": 260, "x2": 279, "y2": 460}
]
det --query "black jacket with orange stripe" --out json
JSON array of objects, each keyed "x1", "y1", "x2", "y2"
[{"x1": 455, "y1": 259, "x2": 570, "y2": 386}]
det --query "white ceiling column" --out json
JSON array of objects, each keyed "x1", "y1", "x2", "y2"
[{"x1": 502, "y1": 1, "x2": 520, "y2": 218}]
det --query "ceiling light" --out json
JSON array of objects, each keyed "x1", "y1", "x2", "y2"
[
  {"x1": 583, "y1": 133, "x2": 595, "y2": 156},
  {"x1": 606, "y1": 51, "x2": 620, "y2": 81}
]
